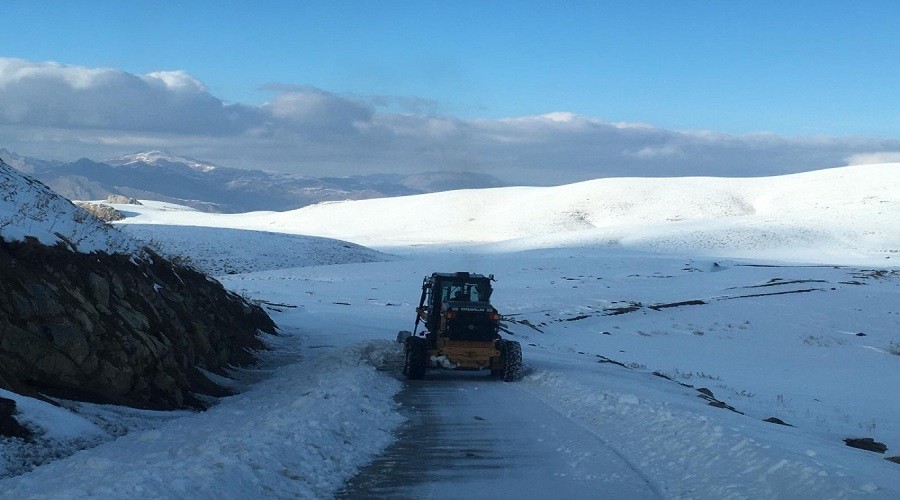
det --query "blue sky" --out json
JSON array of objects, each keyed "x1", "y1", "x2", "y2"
[{"x1": 2, "y1": 1, "x2": 900, "y2": 182}]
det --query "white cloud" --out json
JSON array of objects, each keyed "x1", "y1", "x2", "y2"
[
  {"x1": 631, "y1": 144, "x2": 683, "y2": 159},
  {"x1": 0, "y1": 57, "x2": 257, "y2": 134},
  {"x1": 145, "y1": 71, "x2": 206, "y2": 92},
  {"x1": 844, "y1": 151, "x2": 900, "y2": 165},
  {"x1": 3, "y1": 57, "x2": 900, "y2": 185},
  {"x1": 266, "y1": 88, "x2": 372, "y2": 131}
]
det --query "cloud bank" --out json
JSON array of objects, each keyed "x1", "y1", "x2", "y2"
[{"x1": 1, "y1": 57, "x2": 898, "y2": 184}]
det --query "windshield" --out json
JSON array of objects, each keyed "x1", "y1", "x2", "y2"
[{"x1": 441, "y1": 281, "x2": 491, "y2": 303}]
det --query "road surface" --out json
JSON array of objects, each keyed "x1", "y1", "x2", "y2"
[{"x1": 339, "y1": 370, "x2": 660, "y2": 499}]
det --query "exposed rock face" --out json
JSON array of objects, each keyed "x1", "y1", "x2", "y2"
[
  {"x1": 0, "y1": 157, "x2": 276, "y2": 410},
  {"x1": 74, "y1": 202, "x2": 125, "y2": 222},
  {"x1": 0, "y1": 397, "x2": 32, "y2": 439},
  {"x1": 105, "y1": 195, "x2": 142, "y2": 205},
  {"x1": 0, "y1": 239, "x2": 276, "y2": 409}
]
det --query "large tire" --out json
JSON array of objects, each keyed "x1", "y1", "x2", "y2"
[
  {"x1": 403, "y1": 336, "x2": 428, "y2": 380},
  {"x1": 502, "y1": 340, "x2": 523, "y2": 382},
  {"x1": 490, "y1": 339, "x2": 507, "y2": 377}
]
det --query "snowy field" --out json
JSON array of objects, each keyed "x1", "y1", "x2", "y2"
[{"x1": 2, "y1": 164, "x2": 900, "y2": 498}]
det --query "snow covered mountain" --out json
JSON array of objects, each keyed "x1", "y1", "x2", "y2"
[
  {"x1": 117, "y1": 162, "x2": 900, "y2": 265},
  {"x1": 0, "y1": 149, "x2": 506, "y2": 213},
  {"x1": 105, "y1": 150, "x2": 219, "y2": 173}
]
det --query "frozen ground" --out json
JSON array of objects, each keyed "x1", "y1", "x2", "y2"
[{"x1": 2, "y1": 165, "x2": 900, "y2": 497}]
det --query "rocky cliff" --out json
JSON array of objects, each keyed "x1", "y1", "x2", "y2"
[{"x1": 0, "y1": 158, "x2": 276, "y2": 411}]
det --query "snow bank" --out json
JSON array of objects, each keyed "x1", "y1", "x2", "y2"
[
  {"x1": 0, "y1": 337, "x2": 404, "y2": 498},
  {"x1": 523, "y1": 370, "x2": 899, "y2": 498}
]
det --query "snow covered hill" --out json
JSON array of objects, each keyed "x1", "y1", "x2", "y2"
[
  {"x1": 0, "y1": 158, "x2": 142, "y2": 255},
  {"x1": 104, "y1": 201, "x2": 392, "y2": 275},
  {"x1": 115, "y1": 163, "x2": 900, "y2": 265}
]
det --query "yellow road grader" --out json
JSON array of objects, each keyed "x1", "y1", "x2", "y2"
[{"x1": 398, "y1": 272, "x2": 523, "y2": 381}]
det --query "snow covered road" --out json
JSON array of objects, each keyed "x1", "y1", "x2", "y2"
[{"x1": 340, "y1": 371, "x2": 660, "y2": 499}]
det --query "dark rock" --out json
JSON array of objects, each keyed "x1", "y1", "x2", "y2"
[
  {"x1": 763, "y1": 417, "x2": 793, "y2": 426},
  {"x1": 886, "y1": 456, "x2": 900, "y2": 464},
  {"x1": 596, "y1": 355, "x2": 628, "y2": 368},
  {"x1": 697, "y1": 387, "x2": 714, "y2": 398},
  {"x1": 0, "y1": 240, "x2": 276, "y2": 410},
  {"x1": 695, "y1": 389, "x2": 744, "y2": 414},
  {"x1": 73, "y1": 202, "x2": 125, "y2": 222},
  {"x1": 105, "y1": 195, "x2": 142, "y2": 205},
  {"x1": 0, "y1": 397, "x2": 32, "y2": 440},
  {"x1": 704, "y1": 399, "x2": 744, "y2": 414},
  {"x1": 844, "y1": 437, "x2": 888, "y2": 453}
]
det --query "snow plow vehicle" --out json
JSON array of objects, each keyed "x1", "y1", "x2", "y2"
[{"x1": 397, "y1": 272, "x2": 523, "y2": 381}]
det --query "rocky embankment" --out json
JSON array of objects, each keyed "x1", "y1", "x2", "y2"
[
  {"x1": 0, "y1": 238, "x2": 275, "y2": 411},
  {"x1": 0, "y1": 156, "x2": 276, "y2": 413}
]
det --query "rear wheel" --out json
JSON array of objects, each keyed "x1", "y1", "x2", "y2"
[
  {"x1": 502, "y1": 340, "x2": 523, "y2": 382},
  {"x1": 490, "y1": 339, "x2": 507, "y2": 377},
  {"x1": 403, "y1": 336, "x2": 428, "y2": 380}
]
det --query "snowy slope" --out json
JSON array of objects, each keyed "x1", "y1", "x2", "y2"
[
  {"x1": 114, "y1": 163, "x2": 900, "y2": 265},
  {"x1": 0, "y1": 159, "x2": 143, "y2": 255},
  {"x1": 104, "y1": 201, "x2": 392, "y2": 275}
]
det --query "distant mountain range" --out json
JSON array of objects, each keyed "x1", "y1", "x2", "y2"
[{"x1": 0, "y1": 149, "x2": 506, "y2": 213}]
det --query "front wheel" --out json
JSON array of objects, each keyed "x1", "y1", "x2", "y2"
[{"x1": 403, "y1": 336, "x2": 428, "y2": 380}]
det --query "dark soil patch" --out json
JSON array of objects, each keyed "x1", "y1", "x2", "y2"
[
  {"x1": 730, "y1": 279, "x2": 828, "y2": 290},
  {"x1": 844, "y1": 437, "x2": 888, "y2": 453},
  {"x1": 763, "y1": 417, "x2": 793, "y2": 427},
  {"x1": 603, "y1": 304, "x2": 642, "y2": 316},
  {"x1": 597, "y1": 355, "x2": 629, "y2": 368},
  {"x1": 648, "y1": 300, "x2": 706, "y2": 311},
  {"x1": 721, "y1": 288, "x2": 824, "y2": 300}
]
